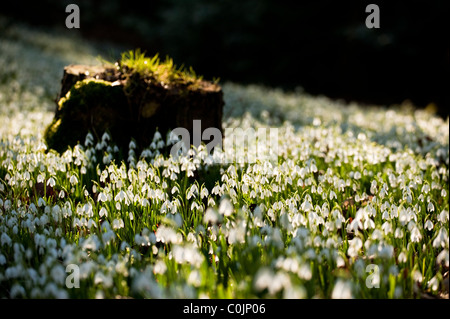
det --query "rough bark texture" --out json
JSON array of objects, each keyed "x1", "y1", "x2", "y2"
[{"x1": 45, "y1": 64, "x2": 223, "y2": 154}]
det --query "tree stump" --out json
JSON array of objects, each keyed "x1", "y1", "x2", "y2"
[{"x1": 45, "y1": 63, "x2": 224, "y2": 154}]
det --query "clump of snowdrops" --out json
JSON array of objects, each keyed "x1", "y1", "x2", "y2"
[{"x1": 0, "y1": 16, "x2": 448, "y2": 298}]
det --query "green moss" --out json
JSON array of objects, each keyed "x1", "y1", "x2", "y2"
[
  {"x1": 44, "y1": 79, "x2": 128, "y2": 153},
  {"x1": 106, "y1": 49, "x2": 204, "y2": 89}
]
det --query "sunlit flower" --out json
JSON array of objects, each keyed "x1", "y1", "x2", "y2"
[
  {"x1": 410, "y1": 227, "x2": 422, "y2": 243},
  {"x1": 97, "y1": 192, "x2": 107, "y2": 202},
  {"x1": 397, "y1": 251, "x2": 407, "y2": 263},
  {"x1": 112, "y1": 218, "x2": 124, "y2": 230},
  {"x1": 218, "y1": 197, "x2": 233, "y2": 217},
  {"x1": 99, "y1": 207, "x2": 108, "y2": 218},
  {"x1": 347, "y1": 237, "x2": 363, "y2": 258},
  {"x1": 69, "y1": 175, "x2": 78, "y2": 185},
  {"x1": 204, "y1": 208, "x2": 220, "y2": 224},
  {"x1": 331, "y1": 280, "x2": 353, "y2": 299},
  {"x1": 153, "y1": 260, "x2": 167, "y2": 275},
  {"x1": 433, "y1": 228, "x2": 449, "y2": 249},
  {"x1": 427, "y1": 276, "x2": 439, "y2": 292},
  {"x1": 424, "y1": 220, "x2": 434, "y2": 231}
]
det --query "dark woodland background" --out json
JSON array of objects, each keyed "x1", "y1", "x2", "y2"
[{"x1": 3, "y1": 0, "x2": 449, "y2": 117}]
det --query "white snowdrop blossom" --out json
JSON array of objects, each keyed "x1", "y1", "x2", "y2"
[
  {"x1": 98, "y1": 192, "x2": 108, "y2": 202},
  {"x1": 204, "y1": 208, "x2": 220, "y2": 224},
  {"x1": 112, "y1": 219, "x2": 124, "y2": 230},
  {"x1": 69, "y1": 175, "x2": 78, "y2": 185},
  {"x1": 433, "y1": 228, "x2": 449, "y2": 249},
  {"x1": 331, "y1": 280, "x2": 353, "y2": 299},
  {"x1": 99, "y1": 207, "x2": 108, "y2": 218},
  {"x1": 347, "y1": 237, "x2": 363, "y2": 258},
  {"x1": 424, "y1": 220, "x2": 434, "y2": 231},
  {"x1": 410, "y1": 227, "x2": 422, "y2": 243}
]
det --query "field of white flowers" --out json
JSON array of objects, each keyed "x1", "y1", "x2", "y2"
[{"x1": 0, "y1": 17, "x2": 448, "y2": 299}]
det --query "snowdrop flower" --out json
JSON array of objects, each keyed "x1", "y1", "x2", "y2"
[
  {"x1": 336, "y1": 255, "x2": 346, "y2": 268},
  {"x1": 97, "y1": 192, "x2": 107, "y2": 203},
  {"x1": 347, "y1": 237, "x2": 363, "y2": 258},
  {"x1": 424, "y1": 220, "x2": 434, "y2": 231},
  {"x1": 84, "y1": 132, "x2": 94, "y2": 147},
  {"x1": 101, "y1": 228, "x2": 116, "y2": 245},
  {"x1": 141, "y1": 198, "x2": 150, "y2": 207},
  {"x1": 331, "y1": 280, "x2": 353, "y2": 299},
  {"x1": 437, "y1": 210, "x2": 449, "y2": 224},
  {"x1": 433, "y1": 228, "x2": 449, "y2": 249},
  {"x1": 94, "y1": 271, "x2": 113, "y2": 288},
  {"x1": 218, "y1": 197, "x2": 233, "y2": 217},
  {"x1": 371, "y1": 229, "x2": 383, "y2": 240},
  {"x1": 171, "y1": 186, "x2": 179, "y2": 194},
  {"x1": 228, "y1": 222, "x2": 247, "y2": 245},
  {"x1": 186, "y1": 184, "x2": 198, "y2": 200},
  {"x1": 436, "y1": 249, "x2": 449, "y2": 268},
  {"x1": 114, "y1": 190, "x2": 127, "y2": 203},
  {"x1": 297, "y1": 263, "x2": 312, "y2": 280},
  {"x1": 99, "y1": 207, "x2": 108, "y2": 218},
  {"x1": 112, "y1": 218, "x2": 124, "y2": 230},
  {"x1": 190, "y1": 201, "x2": 202, "y2": 212},
  {"x1": 399, "y1": 208, "x2": 408, "y2": 226},
  {"x1": 348, "y1": 217, "x2": 363, "y2": 233},
  {"x1": 87, "y1": 219, "x2": 97, "y2": 229},
  {"x1": 37, "y1": 173, "x2": 45, "y2": 184},
  {"x1": 101, "y1": 132, "x2": 110, "y2": 142},
  {"x1": 38, "y1": 197, "x2": 46, "y2": 207},
  {"x1": 152, "y1": 131, "x2": 162, "y2": 142},
  {"x1": 10, "y1": 284, "x2": 26, "y2": 298},
  {"x1": 397, "y1": 251, "x2": 407, "y2": 263},
  {"x1": 1, "y1": 233, "x2": 12, "y2": 247},
  {"x1": 69, "y1": 175, "x2": 78, "y2": 185},
  {"x1": 132, "y1": 267, "x2": 163, "y2": 298},
  {"x1": 50, "y1": 265, "x2": 66, "y2": 285},
  {"x1": 410, "y1": 227, "x2": 422, "y2": 243},
  {"x1": 427, "y1": 276, "x2": 439, "y2": 292},
  {"x1": 204, "y1": 208, "x2": 220, "y2": 224},
  {"x1": 329, "y1": 190, "x2": 337, "y2": 201},
  {"x1": 363, "y1": 218, "x2": 375, "y2": 230},
  {"x1": 29, "y1": 203, "x2": 37, "y2": 213},
  {"x1": 394, "y1": 228, "x2": 404, "y2": 239},
  {"x1": 172, "y1": 245, "x2": 204, "y2": 267},
  {"x1": 378, "y1": 243, "x2": 394, "y2": 259},
  {"x1": 200, "y1": 186, "x2": 209, "y2": 199},
  {"x1": 382, "y1": 222, "x2": 393, "y2": 235},
  {"x1": 0, "y1": 254, "x2": 6, "y2": 265},
  {"x1": 301, "y1": 199, "x2": 314, "y2": 212},
  {"x1": 187, "y1": 270, "x2": 202, "y2": 287},
  {"x1": 379, "y1": 185, "x2": 387, "y2": 199},
  {"x1": 155, "y1": 226, "x2": 181, "y2": 244},
  {"x1": 254, "y1": 268, "x2": 291, "y2": 295},
  {"x1": 153, "y1": 260, "x2": 167, "y2": 275},
  {"x1": 47, "y1": 177, "x2": 56, "y2": 187},
  {"x1": 83, "y1": 203, "x2": 94, "y2": 218}
]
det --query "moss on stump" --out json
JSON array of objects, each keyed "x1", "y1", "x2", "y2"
[{"x1": 45, "y1": 52, "x2": 224, "y2": 154}]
